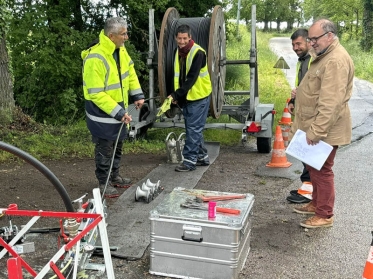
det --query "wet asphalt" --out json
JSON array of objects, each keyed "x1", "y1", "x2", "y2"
[{"x1": 253, "y1": 37, "x2": 373, "y2": 278}]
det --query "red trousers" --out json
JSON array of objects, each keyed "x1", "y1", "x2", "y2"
[{"x1": 306, "y1": 146, "x2": 338, "y2": 219}]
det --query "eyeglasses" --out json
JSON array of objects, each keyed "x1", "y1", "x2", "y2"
[
  {"x1": 307, "y1": 32, "x2": 329, "y2": 43},
  {"x1": 114, "y1": 32, "x2": 129, "y2": 37}
]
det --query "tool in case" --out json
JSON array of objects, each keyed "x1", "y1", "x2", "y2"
[{"x1": 149, "y1": 187, "x2": 254, "y2": 279}]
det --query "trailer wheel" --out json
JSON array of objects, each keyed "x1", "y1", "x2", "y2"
[{"x1": 257, "y1": 137, "x2": 271, "y2": 153}]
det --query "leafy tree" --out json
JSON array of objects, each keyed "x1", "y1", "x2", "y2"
[
  {"x1": 8, "y1": 0, "x2": 93, "y2": 123},
  {"x1": 6, "y1": 0, "x2": 221, "y2": 124},
  {"x1": 302, "y1": 0, "x2": 362, "y2": 39}
]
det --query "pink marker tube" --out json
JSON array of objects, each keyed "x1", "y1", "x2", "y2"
[{"x1": 208, "y1": 201, "x2": 217, "y2": 218}]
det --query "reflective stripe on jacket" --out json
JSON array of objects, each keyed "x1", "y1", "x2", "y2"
[
  {"x1": 174, "y1": 44, "x2": 212, "y2": 101},
  {"x1": 82, "y1": 30, "x2": 143, "y2": 140}
]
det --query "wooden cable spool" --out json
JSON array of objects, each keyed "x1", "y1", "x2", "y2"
[{"x1": 158, "y1": 5, "x2": 226, "y2": 119}]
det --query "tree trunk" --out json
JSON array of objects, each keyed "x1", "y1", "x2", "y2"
[
  {"x1": 362, "y1": 0, "x2": 373, "y2": 51},
  {"x1": 0, "y1": 34, "x2": 15, "y2": 110}
]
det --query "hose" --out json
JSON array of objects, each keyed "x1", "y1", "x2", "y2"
[
  {"x1": 0, "y1": 141, "x2": 74, "y2": 212},
  {"x1": 48, "y1": 256, "x2": 73, "y2": 279},
  {"x1": 27, "y1": 227, "x2": 61, "y2": 233},
  {"x1": 100, "y1": 97, "x2": 157, "y2": 199}
]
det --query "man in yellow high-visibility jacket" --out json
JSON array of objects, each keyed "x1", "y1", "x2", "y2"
[
  {"x1": 168, "y1": 24, "x2": 212, "y2": 172},
  {"x1": 82, "y1": 17, "x2": 144, "y2": 196}
]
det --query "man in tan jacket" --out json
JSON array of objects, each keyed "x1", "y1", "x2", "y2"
[{"x1": 290, "y1": 18, "x2": 354, "y2": 228}]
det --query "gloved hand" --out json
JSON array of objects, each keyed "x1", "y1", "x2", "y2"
[{"x1": 157, "y1": 97, "x2": 172, "y2": 116}]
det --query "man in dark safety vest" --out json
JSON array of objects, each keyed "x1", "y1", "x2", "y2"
[
  {"x1": 286, "y1": 29, "x2": 313, "y2": 204},
  {"x1": 168, "y1": 24, "x2": 212, "y2": 172}
]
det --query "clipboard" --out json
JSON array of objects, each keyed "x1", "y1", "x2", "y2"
[{"x1": 285, "y1": 129, "x2": 333, "y2": 171}]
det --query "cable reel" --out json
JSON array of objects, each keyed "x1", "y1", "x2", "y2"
[{"x1": 158, "y1": 5, "x2": 226, "y2": 119}]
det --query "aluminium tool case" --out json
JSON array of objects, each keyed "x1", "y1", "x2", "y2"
[{"x1": 149, "y1": 187, "x2": 254, "y2": 279}]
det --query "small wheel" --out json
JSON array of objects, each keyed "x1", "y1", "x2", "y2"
[{"x1": 257, "y1": 137, "x2": 272, "y2": 153}]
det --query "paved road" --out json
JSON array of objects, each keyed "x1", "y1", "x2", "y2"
[{"x1": 256, "y1": 37, "x2": 373, "y2": 278}]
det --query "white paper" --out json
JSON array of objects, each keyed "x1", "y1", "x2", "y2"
[{"x1": 285, "y1": 129, "x2": 333, "y2": 171}]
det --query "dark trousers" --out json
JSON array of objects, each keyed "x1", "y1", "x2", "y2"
[
  {"x1": 182, "y1": 95, "x2": 211, "y2": 170},
  {"x1": 306, "y1": 146, "x2": 338, "y2": 219},
  {"x1": 92, "y1": 136, "x2": 123, "y2": 184},
  {"x1": 300, "y1": 163, "x2": 311, "y2": 182}
]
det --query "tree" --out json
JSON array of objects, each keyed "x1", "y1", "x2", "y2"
[
  {"x1": 361, "y1": 0, "x2": 373, "y2": 51},
  {"x1": 0, "y1": 0, "x2": 15, "y2": 114},
  {"x1": 6, "y1": 0, "x2": 223, "y2": 123}
]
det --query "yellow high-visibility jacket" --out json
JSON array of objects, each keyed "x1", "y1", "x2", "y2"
[
  {"x1": 82, "y1": 30, "x2": 144, "y2": 140},
  {"x1": 174, "y1": 43, "x2": 211, "y2": 101}
]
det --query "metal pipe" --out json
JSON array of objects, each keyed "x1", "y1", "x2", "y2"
[{"x1": 148, "y1": 9, "x2": 155, "y2": 112}]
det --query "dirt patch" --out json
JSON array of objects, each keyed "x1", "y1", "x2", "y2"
[{"x1": 0, "y1": 142, "x2": 291, "y2": 278}]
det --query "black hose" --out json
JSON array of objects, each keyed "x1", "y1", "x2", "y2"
[
  {"x1": 0, "y1": 141, "x2": 74, "y2": 212},
  {"x1": 27, "y1": 227, "x2": 61, "y2": 233}
]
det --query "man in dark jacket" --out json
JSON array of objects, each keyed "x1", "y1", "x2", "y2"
[
  {"x1": 168, "y1": 24, "x2": 212, "y2": 172},
  {"x1": 286, "y1": 29, "x2": 313, "y2": 204}
]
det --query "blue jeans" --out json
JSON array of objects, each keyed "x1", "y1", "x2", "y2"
[{"x1": 181, "y1": 95, "x2": 211, "y2": 170}]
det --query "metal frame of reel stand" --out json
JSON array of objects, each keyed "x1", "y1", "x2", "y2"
[{"x1": 128, "y1": 5, "x2": 274, "y2": 153}]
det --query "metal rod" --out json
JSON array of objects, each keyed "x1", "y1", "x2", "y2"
[
  {"x1": 93, "y1": 188, "x2": 115, "y2": 278},
  {"x1": 0, "y1": 215, "x2": 40, "y2": 259},
  {"x1": 148, "y1": 9, "x2": 155, "y2": 112},
  {"x1": 224, "y1": 91, "x2": 250, "y2": 95}
]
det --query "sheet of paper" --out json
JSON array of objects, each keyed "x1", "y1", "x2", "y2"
[{"x1": 285, "y1": 129, "x2": 333, "y2": 171}]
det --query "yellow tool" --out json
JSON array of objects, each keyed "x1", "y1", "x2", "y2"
[{"x1": 157, "y1": 98, "x2": 172, "y2": 116}]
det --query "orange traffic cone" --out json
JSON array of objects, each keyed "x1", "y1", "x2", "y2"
[
  {"x1": 281, "y1": 125, "x2": 291, "y2": 148},
  {"x1": 363, "y1": 231, "x2": 373, "y2": 279},
  {"x1": 279, "y1": 99, "x2": 293, "y2": 125},
  {"x1": 266, "y1": 126, "x2": 292, "y2": 168}
]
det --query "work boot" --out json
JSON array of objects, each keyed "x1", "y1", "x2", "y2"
[
  {"x1": 175, "y1": 164, "x2": 194, "y2": 172},
  {"x1": 286, "y1": 193, "x2": 311, "y2": 204},
  {"x1": 293, "y1": 202, "x2": 316, "y2": 214},
  {"x1": 99, "y1": 182, "x2": 119, "y2": 197},
  {"x1": 196, "y1": 159, "x2": 210, "y2": 166},
  {"x1": 111, "y1": 175, "x2": 131, "y2": 187},
  {"x1": 300, "y1": 216, "x2": 334, "y2": 229}
]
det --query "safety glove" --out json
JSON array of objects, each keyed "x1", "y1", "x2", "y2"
[{"x1": 157, "y1": 97, "x2": 172, "y2": 116}]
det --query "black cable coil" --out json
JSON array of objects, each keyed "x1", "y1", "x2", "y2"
[{"x1": 164, "y1": 17, "x2": 211, "y2": 96}]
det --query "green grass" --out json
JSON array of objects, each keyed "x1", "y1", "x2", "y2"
[
  {"x1": 342, "y1": 39, "x2": 373, "y2": 83},
  {"x1": 224, "y1": 27, "x2": 291, "y2": 125}
]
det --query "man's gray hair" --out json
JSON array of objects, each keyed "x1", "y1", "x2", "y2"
[
  {"x1": 313, "y1": 18, "x2": 337, "y2": 38},
  {"x1": 104, "y1": 17, "x2": 127, "y2": 35}
]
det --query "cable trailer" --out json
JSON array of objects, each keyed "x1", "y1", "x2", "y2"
[{"x1": 128, "y1": 5, "x2": 275, "y2": 153}]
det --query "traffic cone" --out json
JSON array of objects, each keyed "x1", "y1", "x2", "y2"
[
  {"x1": 266, "y1": 126, "x2": 292, "y2": 168},
  {"x1": 279, "y1": 99, "x2": 293, "y2": 125},
  {"x1": 281, "y1": 125, "x2": 291, "y2": 148},
  {"x1": 363, "y1": 231, "x2": 373, "y2": 279},
  {"x1": 297, "y1": 181, "x2": 313, "y2": 200}
]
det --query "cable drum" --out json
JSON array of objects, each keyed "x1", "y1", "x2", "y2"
[{"x1": 158, "y1": 6, "x2": 226, "y2": 119}]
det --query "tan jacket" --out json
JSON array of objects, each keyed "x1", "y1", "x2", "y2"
[{"x1": 290, "y1": 38, "x2": 354, "y2": 146}]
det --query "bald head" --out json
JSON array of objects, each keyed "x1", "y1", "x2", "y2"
[
  {"x1": 308, "y1": 18, "x2": 337, "y2": 55},
  {"x1": 313, "y1": 19, "x2": 337, "y2": 36}
]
